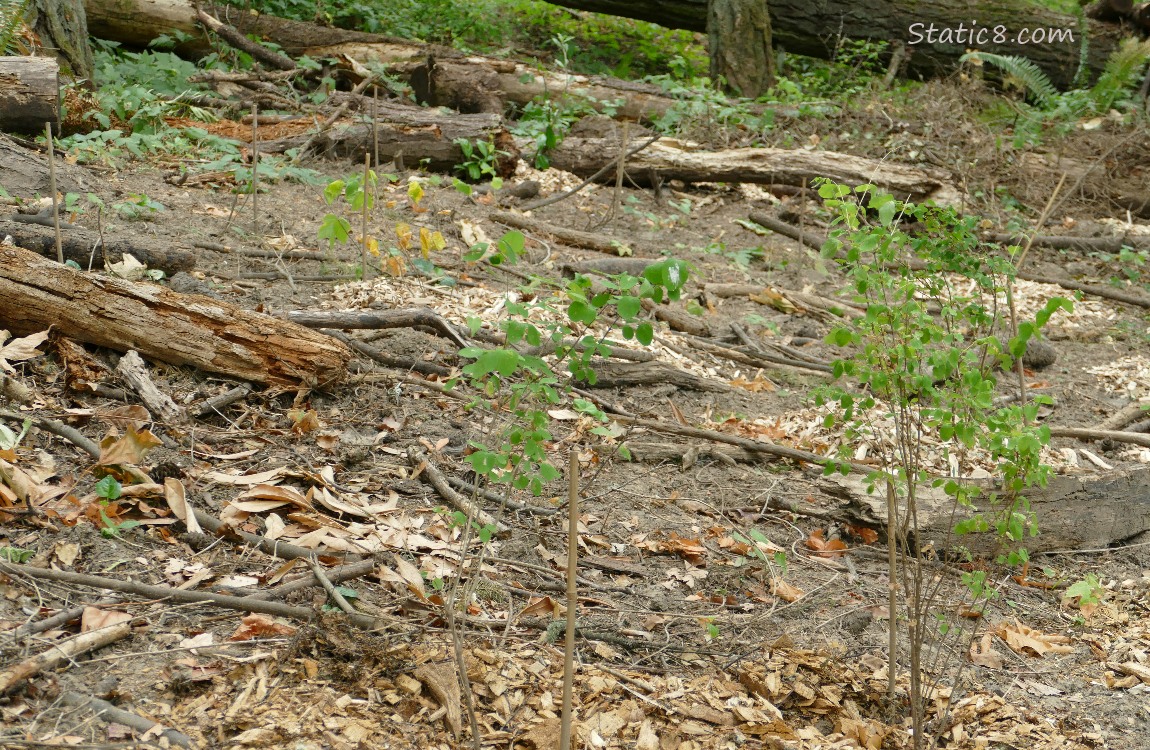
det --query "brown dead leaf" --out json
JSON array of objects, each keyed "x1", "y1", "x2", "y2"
[
  {"x1": 98, "y1": 427, "x2": 163, "y2": 466},
  {"x1": 81, "y1": 607, "x2": 132, "y2": 631},
  {"x1": 992, "y1": 619, "x2": 1074, "y2": 657},
  {"x1": 100, "y1": 405, "x2": 151, "y2": 432},
  {"x1": 806, "y1": 529, "x2": 848, "y2": 558},
  {"x1": 0, "y1": 329, "x2": 49, "y2": 371},
  {"x1": 770, "y1": 577, "x2": 805, "y2": 602},
  {"x1": 969, "y1": 632, "x2": 1006, "y2": 669},
  {"x1": 229, "y1": 613, "x2": 298, "y2": 641},
  {"x1": 163, "y1": 478, "x2": 201, "y2": 534}
]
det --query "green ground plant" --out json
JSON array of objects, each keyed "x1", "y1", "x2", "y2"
[
  {"x1": 963, "y1": 38, "x2": 1150, "y2": 146},
  {"x1": 813, "y1": 179, "x2": 1070, "y2": 747}
]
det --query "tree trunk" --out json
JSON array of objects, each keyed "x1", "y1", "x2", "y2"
[
  {"x1": 31, "y1": 0, "x2": 91, "y2": 80},
  {"x1": 540, "y1": 0, "x2": 1125, "y2": 89},
  {"x1": 0, "y1": 56, "x2": 59, "y2": 133},
  {"x1": 708, "y1": 0, "x2": 774, "y2": 97},
  {"x1": 0, "y1": 244, "x2": 351, "y2": 387}
]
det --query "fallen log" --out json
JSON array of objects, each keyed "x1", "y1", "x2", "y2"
[
  {"x1": 822, "y1": 466, "x2": 1150, "y2": 555},
  {"x1": 549, "y1": 133, "x2": 961, "y2": 205},
  {"x1": 0, "y1": 244, "x2": 351, "y2": 387},
  {"x1": 539, "y1": 0, "x2": 1127, "y2": 90},
  {"x1": 0, "y1": 57, "x2": 59, "y2": 134},
  {"x1": 0, "y1": 218, "x2": 195, "y2": 275},
  {"x1": 0, "y1": 133, "x2": 93, "y2": 198},
  {"x1": 82, "y1": 0, "x2": 685, "y2": 124},
  {"x1": 259, "y1": 108, "x2": 518, "y2": 176}
]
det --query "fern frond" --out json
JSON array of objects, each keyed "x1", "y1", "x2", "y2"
[
  {"x1": 1090, "y1": 38, "x2": 1150, "y2": 111},
  {"x1": 0, "y1": 0, "x2": 31, "y2": 56},
  {"x1": 960, "y1": 51, "x2": 1059, "y2": 108}
]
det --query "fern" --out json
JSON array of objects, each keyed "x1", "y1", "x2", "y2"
[
  {"x1": 1090, "y1": 38, "x2": 1150, "y2": 111},
  {"x1": 960, "y1": 51, "x2": 1059, "y2": 108},
  {"x1": 0, "y1": 0, "x2": 30, "y2": 56}
]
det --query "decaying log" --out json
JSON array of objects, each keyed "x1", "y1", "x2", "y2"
[
  {"x1": 579, "y1": 360, "x2": 733, "y2": 392},
  {"x1": 0, "y1": 133, "x2": 92, "y2": 198},
  {"x1": 286, "y1": 308, "x2": 466, "y2": 348},
  {"x1": 549, "y1": 134, "x2": 961, "y2": 205},
  {"x1": 0, "y1": 57, "x2": 60, "y2": 134},
  {"x1": 0, "y1": 245, "x2": 351, "y2": 387},
  {"x1": 115, "y1": 349, "x2": 186, "y2": 424},
  {"x1": 83, "y1": 0, "x2": 683, "y2": 123},
  {"x1": 0, "y1": 218, "x2": 195, "y2": 275},
  {"x1": 821, "y1": 467, "x2": 1150, "y2": 554},
  {"x1": 260, "y1": 107, "x2": 518, "y2": 176}
]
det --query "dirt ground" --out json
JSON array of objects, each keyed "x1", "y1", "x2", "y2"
[{"x1": 2, "y1": 78, "x2": 1150, "y2": 750}]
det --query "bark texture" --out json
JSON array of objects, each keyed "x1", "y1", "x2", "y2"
[
  {"x1": 31, "y1": 0, "x2": 91, "y2": 79},
  {"x1": 0, "y1": 56, "x2": 58, "y2": 133},
  {"x1": 540, "y1": 0, "x2": 1125, "y2": 89},
  {"x1": 707, "y1": 0, "x2": 774, "y2": 97},
  {"x1": 0, "y1": 245, "x2": 351, "y2": 387}
]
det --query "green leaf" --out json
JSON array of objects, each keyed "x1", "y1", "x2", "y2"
[
  {"x1": 616, "y1": 295, "x2": 641, "y2": 320},
  {"x1": 94, "y1": 475, "x2": 122, "y2": 501},
  {"x1": 568, "y1": 300, "x2": 597, "y2": 325},
  {"x1": 636, "y1": 323, "x2": 654, "y2": 346},
  {"x1": 323, "y1": 179, "x2": 345, "y2": 204}
]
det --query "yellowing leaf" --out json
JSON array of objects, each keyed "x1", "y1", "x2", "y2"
[
  {"x1": 407, "y1": 180, "x2": 423, "y2": 206},
  {"x1": 365, "y1": 235, "x2": 380, "y2": 257},
  {"x1": 395, "y1": 222, "x2": 412, "y2": 252},
  {"x1": 420, "y1": 227, "x2": 446, "y2": 258}
]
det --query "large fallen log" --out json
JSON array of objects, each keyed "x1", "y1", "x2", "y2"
[
  {"x1": 82, "y1": 0, "x2": 684, "y2": 123},
  {"x1": 259, "y1": 104, "x2": 518, "y2": 176},
  {"x1": 0, "y1": 244, "x2": 351, "y2": 387},
  {"x1": 821, "y1": 467, "x2": 1150, "y2": 555},
  {"x1": 0, "y1": 219, "x2": 195, "y2": 276},
  {"x1": 549, "y1": 130, "x2": 960, "y2": 205},
  {"x1": 0, "y1": 57, "x2": 60, "y2": 134},
  {"x1": 539, "y1": 0, "x2": 1130, "y2": 89}
]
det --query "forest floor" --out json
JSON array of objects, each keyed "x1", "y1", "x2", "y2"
[{"x1": 2, "y1": 66, "x2": 1150, "y2": 750}]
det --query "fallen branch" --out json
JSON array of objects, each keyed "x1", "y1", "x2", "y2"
[
  {"x1": 61, "y1": 691, "x2": 193, "y2": 749},
  {"x1": 195, "y1": 6, "x2": 296, "y2": 71},
  {"x1": 0, "y1": 561, "x2": 385, "y2": 630},
  {"x1": 0, "y1": 620, "x2": 132, "y2": 694},
  {"x1": 748, "y1": 209, "x2": 827, "y2": 252},
  {"x1": 1094, "y1": 401, "x2": 1150, "y2": 432},
  {"x1": 490, "y1": 210, "x2": 642, "y2": 256},
  {"x1": 287, "y1": 307, "x2": 466, "y2": 347},
  {"x1": 609, "y1": 414, "x2": 869, "y2": 474},
  {"x1": 0, "y1": 218, "x2": 195, "y2": 275},
  {"x1": 1048, "y1": 426, "x2": 1150, "y2": 448},
  {"x1": 408, "y1": 448, "x2": 505, "y2": 533},
  {"x1": 323, "y1": 329, "x2": 452, "y2": 377}
]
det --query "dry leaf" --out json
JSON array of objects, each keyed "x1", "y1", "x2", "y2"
[{"x1": 229, "y1": 614, "x2": 297, "y2": 641}]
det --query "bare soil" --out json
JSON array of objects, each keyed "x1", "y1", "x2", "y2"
[{"x1": 2, "y1": 79, "x2": 1150, "y2": 750}]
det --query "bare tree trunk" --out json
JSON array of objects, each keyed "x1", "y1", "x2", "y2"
[
  {"x1": 707, "y1": 0, "x2": 774, "y2": 97},
  {"x1": 31, "y1": 0, "x2": 91, "y2": 80}
]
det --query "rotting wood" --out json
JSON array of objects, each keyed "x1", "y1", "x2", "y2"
[
  {"x1": 609, "y1": 413, "x2": 870, "y2": 474},
  {"x1": 0, "y1": 245, "x2": 351, "y2": 387},
  {"x1": 549, "y1": 135, "x2": 961, "y2": 205},
  {"x1": 0, "y1": 56, "x2": 60, "y2": 134},
  {"x1": 60, "y1": 692, "x2": 193, "y2": 749},
  {"x1": 259, "y1": 105, "x2": 518, "y2": 176},
  {"x1": 677, "y1": 332, "x2": 834, "y2": 376},
  {"x1": 115, "y1": 350, "x2": 186, "y2": 425},
  {"x1": 0, "y1": 218, "x2": 195, "y2": 275},
  {"x1": 1093, "y1": 401, "x2": 1150, "y2": 432},
  {"x1": 1048, "y1": 426, "x2": 1150, "y2": 448},
  {"x1": 821, "y1": 466, "x2": 1150, "y2": 554}
]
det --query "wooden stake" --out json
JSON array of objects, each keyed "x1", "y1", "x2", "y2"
[
  {"x1": 361, "y1": 152, "x2": 372, "y2": 278},
  {"x1": 559, "y1": 448, "x2": 580, "y2": 750},
  {"x1": 44, "y1": 123, "x2": 62, "y2": 264},
  {"x1": 250, "y1": 104, "x2": 260, "y2": 233}
]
